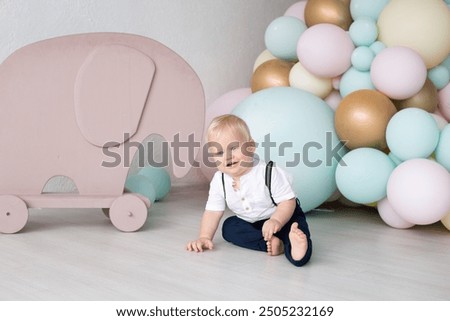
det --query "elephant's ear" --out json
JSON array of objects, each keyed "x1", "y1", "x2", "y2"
[{"x1": 74, "y1": 44, "x2": 155, "y2": 147}]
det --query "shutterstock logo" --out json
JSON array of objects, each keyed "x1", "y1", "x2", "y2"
[{"x1": 101, "y1": 132, "x2": 347, "y2": 168}]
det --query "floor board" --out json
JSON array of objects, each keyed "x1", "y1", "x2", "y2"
[{"x1": 1, "y1": 186, "x2": 449, "y2": 301}]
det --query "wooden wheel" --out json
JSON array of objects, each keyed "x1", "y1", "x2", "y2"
[
  {"x1": 109, "y1": 194, "x2": 147, "y2": 232},
  {"x1": 0, "y1": 195, "x2": 29, "y2": 234}
]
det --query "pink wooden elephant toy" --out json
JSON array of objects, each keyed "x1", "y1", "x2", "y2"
[{"x1": 0, "y1": 33, "x2": 205, "y2": 233}]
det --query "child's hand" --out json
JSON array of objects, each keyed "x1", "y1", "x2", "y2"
[
  {"x1": 186, "y1": 237, "x2": 214, "y2": 252},
  {"x1": 262, "y1": 218, "x2": 282, "y2": 241}
]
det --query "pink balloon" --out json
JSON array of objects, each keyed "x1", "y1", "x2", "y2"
[
  {"x1": 438, "y1": 82, "x2": 450, "y2": 121},
  {"x1": 324, "y1": 90, "x2": 342, "y2": 111},
  {"x1": 377, "y1": 197, "x2": 415, "y2": 229},
  {"x1": 297, "y1": 23, "x2": 355, "y2": 78},
  {"x1": 387, "y1": 159, "x2": 450, "y2": 225},
  {"x1": 205, "y1": 88, "x2": 252, "y2": 128},
  {"x1": 371, "y1": 46, "x2": 427, "y2": 100},
  {"x1": 284, "y1": 1, "x2": 307, "y2": 22},
  {"x1": 200, "y1": 88, "x2": 252, "y2": 180}
]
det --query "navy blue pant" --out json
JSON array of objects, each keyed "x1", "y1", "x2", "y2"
[{"x1": 222, "y1": 200, "x2": 312, "y2": 267}]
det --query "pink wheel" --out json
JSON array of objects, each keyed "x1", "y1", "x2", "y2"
[
  {"x1": 0, "y1": 195, "x2": 29, "y2": 234},
  {"x1": 109, "y1": 194, "x2": 148, "y2": 232}
]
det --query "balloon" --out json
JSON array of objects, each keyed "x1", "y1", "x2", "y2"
[
  {"x1": 284, "y1": 1, "x2": 307, "y2": 22},
  {"x1": 435, "y1": 124, "x2": 450, "y2": 172},
  {"x1": 349, "y1": 17, "x2": 378, "y2": 47},
  {"x1": 253, "y1": 50, "x2": 276, "y2": 72},
  {"x1": 371, "y1": 46, "x2": 427, "y2": 100},
  {"x1": 324, "y1": 90, "x2": 342, "y2": 111},
  {"x1": 304, "y1": 0, "x2": 352, "y2": 30},
  {"x1": 335, "y1": 89, "x2": 397, "y2": 150},
  {"x1": 138, "y1": 166, "x2": 171, "y2": 201},
  {"x1": 325, "y1": 189, "x2": 341, "y2": 203},
  {"x1": 369, "y1": 41, "x2": 386, "y2": 55},
  {"x1": 431, "y1": 113, "x2": 449, "y2": 131},
  {"x1": 442, "y1": 211, "x2": 450, "y2": 231},
  {"x1": 251, "y1": 59, "x2": 294, "y2": 93},
  {"x1": 297, "y1": 23, "x2": 355, "y2": 78},
  {"x1": 233, "y1": 87, "x2": 346, "y2": 212},
  {"x1": 377, "y1": 197, "x2": 415, "y2": 229},
  {"x1": 350, "y1": 0, "x2": 389, "y2": 20},
  {"x1": 393, "y1": 78, "x2": 438, "y2": 113},
  {"x1": 289, "y1": 62, "x2": 333, "y2": 98},
  {"x1": 339, "y1": 67, "x2": 375, "y2": 97},
  {"x1": 386, "y1": 108, "x2": 440, "y2": 161},
  {"x1": 265, "y1": 16, "x2": 306, "y2": 61},
  {"x1": 125, "y1": 174, "x2": 156, "y2": 204},
  {"x1": 387, "y1": 159, "x2": 450, "y2": 225},
  {"x1": 438, "y1": 83, "x2": 450, "y2": 121},
  {"x1": 351, "y1": 46, "x2": 375, "y2": 72},
  {"x1": 442, "y1": 55, "x2": 450, "y2": 74},
  {"x1": 336, "y1": 148, "x2": 395, "y2": 204},
  {"x1": 378, "y1": 0, "x2": 450, "y2": 68},
  {"x1": 388, "y1": 152, "x2": 403, "y2": 166},
  {"x1": 428, "y1": 65, "x2": 450, "y2": 90},
  {"x1": 205, "y1": 88, "x2": 252, "y2": 126}
]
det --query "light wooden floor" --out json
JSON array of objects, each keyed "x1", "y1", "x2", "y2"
[{"x1": 1, "y1": 185, "x2": 449, "y2": 301}]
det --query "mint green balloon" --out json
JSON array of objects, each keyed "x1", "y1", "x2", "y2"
[
  {"x1": 369, "y1": 41, "x2": 386, "y2": 55},
  {"x1": 386, "y1": 108, "x2": 440, "y2": 161},
  {"x1": 388, "y1": 152, "x2": 403, "y2": 167},
  {"x1": 442, "y1": 55, "x2": 450, "y2": 73},
  {"x1": 349, "y1": 17, "x2": 378, "y2": 47},
  {"x1": 233, "y1": 87, "x2": 346, "y2": 212},
  {"x1": 138, "y1": 166, "x2": 171, "y2": 201},
  {"x1": 264, "y1": 16, "x2": 307, "y2": 61},
  {"x1": 339, "y1": 67, "x2": 375, "y2": 97},
  {"x1": 125, "y1": 175, "x2": 156, "y2": 204},
  {"x1": 350, "y1": 0, "x2": 390, "y2": 20},
  {"x1": 351, "y1": 46, "x2": 375, "y2": 71},
  {"x1": 436, "y1": 124, "x2": 450, "y2": 172},
  {"x1": 336, "y1": 148, "x2": 395, "y2": 204},
  {"x1": 428, "y1": 65, "x2": 450, "y2": 90}
]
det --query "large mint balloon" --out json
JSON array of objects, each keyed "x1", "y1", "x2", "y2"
[{"x1": 233, "y1": 87, "x2": 346, "y2": 212}]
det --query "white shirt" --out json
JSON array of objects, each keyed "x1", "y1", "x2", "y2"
[{"x1": 205, "y1": 160, "x2": 296, "y2": 223}]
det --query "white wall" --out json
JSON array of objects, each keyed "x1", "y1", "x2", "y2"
[{"x1": 0, "y1": 0, "x2": 299, "y2": 187}]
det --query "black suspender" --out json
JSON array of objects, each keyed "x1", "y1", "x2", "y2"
[
  {"x1": 221, "y1": 171, "x2": 226, "y2": 200},
  {"x1": 221, "y1": 161, "x2": 277, "y2": 207},
  {"x1": 265, "y1": 161, "x2": 277, "y2": 207}
]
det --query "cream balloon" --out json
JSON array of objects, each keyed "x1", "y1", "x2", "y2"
[
  {"x1": 289, "y1": 62, "x2": 333, "y2": 98},
  {"x1": 441, "y1": 211, "x2": 450, "y2": 231},
  {"x1": 253, "y1": 49, "x2": 277, "y2": 72},
  {"x1": 378, "y1": 0, "x2": 450, "y2": 68}
]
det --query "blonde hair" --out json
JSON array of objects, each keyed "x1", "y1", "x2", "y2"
[{"x1": 206, "y1": 114, "x2": 253, "y2": 143}]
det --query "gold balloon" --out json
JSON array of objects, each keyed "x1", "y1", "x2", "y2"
[
  {"x1": 394, "y1": 79, "x2": 438, "y2": 113},
  {"x1": 335, "y1": 90, "x2": 397, "y2": 150},
  {"x1": 251, "y1": 59, "x2": 295, "y2": 93},
  {"x1": 338, "y1": 0, "x2": 351, "y2": 7},
  {"x1": 304, "y1": 0, "x2": 352, "y2": 30}
]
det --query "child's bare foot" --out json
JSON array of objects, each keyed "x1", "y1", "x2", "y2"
[
  {"x1": 266, "y1": 236, "x2": 284, "y2": 256},
  {"x1": 289, "y1": 222, "x2": 308, "y2": 261}
]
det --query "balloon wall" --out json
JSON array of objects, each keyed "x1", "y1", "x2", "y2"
[{"x1": 203, "y1": 0, "x2": 450, "y2": 230}]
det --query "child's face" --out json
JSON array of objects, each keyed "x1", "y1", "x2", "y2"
[{"x1": 208, "y1": 129, "x2": 255, "y2": 178}]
